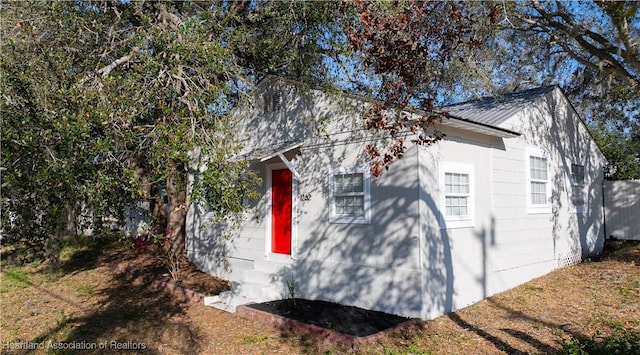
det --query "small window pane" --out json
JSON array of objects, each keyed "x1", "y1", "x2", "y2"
[
  {"x1": 530, "y1": 156, "x2": 547, "y2": 180},
  {"x1": 445, "y1": 196, "x2": 468, "y2": 216},
  {"x1": 531, "y1": 182, "x2": 546, "y2": 204},
  {"x1": 460, "y1": 175, "x2": 469, "y2": 193},
  {"x1": 335, "y1": 197, "x2": 345, "y2": 214},
  {"x1": 352, "y1": 174, "x2": 363, "y2": 191},
  {"x1": 335, "y1": 173, "x2": 364, "y2": 194},
  {"x1": 334, "y1": 194, "x2": 364, "y2": 216},
  {"x1": 571, "y1": 164, "x2": 585, "y2": 185},
  {"x1": 334, "y1": 175, "x2": 342, "y2": 192},
  {"x1": 445, "y1": 173, "x2": 469, "y2": 195}
]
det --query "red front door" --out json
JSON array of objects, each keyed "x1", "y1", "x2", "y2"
[{"x1": 271, "y1": 168, "x2": 292, "y2": 254}]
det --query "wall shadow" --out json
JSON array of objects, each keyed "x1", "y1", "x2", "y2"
[{"x1": 507, "y1": 88, "x2": 606, "y2": 266}]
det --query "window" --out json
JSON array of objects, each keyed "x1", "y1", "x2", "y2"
[
  {"x1": 530, "y1": 156, "x2": 548, "y2": 204},
  {"x1": 571, "y1": 163, "x2": 585, "y2": 212},
  {"x1": 445, "y1": 173, "x2": 470, "y2": 216},
  {"x1": 526, "y1": 148, "x2": 552, "y2": 213},
  {"x1": 329, "y1": 167, "x2": 370, "y2": 224},
  {"x1": 440, "y1": 163, "x2": 474, "y2": 229}
]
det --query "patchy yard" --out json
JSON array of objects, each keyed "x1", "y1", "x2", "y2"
[{"x1": 1, "y1": 236, "x2": 638, "y2": 354}]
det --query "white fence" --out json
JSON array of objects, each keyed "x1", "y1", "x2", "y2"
[{"x1": 604, "y1": 180, "x2": 640, "y2": 240}]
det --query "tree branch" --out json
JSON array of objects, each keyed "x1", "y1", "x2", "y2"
[
  {"x1": 97, "y1": 50, "x2": 136, "y2": 77},
  {"x1": 517, "y1": 2, "x2": 638, "y2": 88}
]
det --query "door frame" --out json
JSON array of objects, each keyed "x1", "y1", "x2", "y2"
[{"x1": 265, "y1": 162, "x2": 298, "y2": 260}]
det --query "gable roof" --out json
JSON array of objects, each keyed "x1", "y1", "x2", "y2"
[
  {"x1": 251, "y1": 75, "x2": 572, "y2": 138},
  {"x1": 439, "y1": 86, "x2": 557, "y2": 128}
]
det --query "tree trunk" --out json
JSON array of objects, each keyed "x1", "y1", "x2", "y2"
[
  {"x1": 165, "y1": 162, "x2": 187, "y2": 259},
  {"x1": 150, "y1": 189, "x2": 168, "y2": 236},
  {"x1": 61, "y1": 202, "x2": 80, "y2": 236}
]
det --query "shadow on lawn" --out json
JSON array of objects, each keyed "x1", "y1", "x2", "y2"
[
  {"x1": 447, "y1": 313, "x2": 529, "y2": 354},
  {"x1": 446, "y1": 300, "x2": 578, "y2": 354},
  {"x1": 594, "y1": 239, "x2": 640, "y2": 264},
  {"x1": 22, "y1": 236, "x2": 204, "y2": 354},
  {"x1": 487, "y1": 299, "x2": 639, "y2": 354},
  {"x1": 447, "y1": 241, "x2": 640, "y2": 355},
  {"x1": 446, "y1": 296, "x2": 640, "y2": 355}
]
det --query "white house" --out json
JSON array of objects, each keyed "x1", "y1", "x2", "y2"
[{"x1": 186, "y1": 76, "x2": 606, "y2": 319}]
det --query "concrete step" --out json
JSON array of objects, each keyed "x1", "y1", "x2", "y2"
[
  {"x1": 241, "y1": 269, "x2": 273, "y2": 284},
  {"x1": 210, "y1": 293, "x2": 260, "y2": 313},
  {"x1": 238, "y1": 282, "x2": 262, "y2": 299},
  {"x1": 203, "y1": 295, "x2": 220, "y2": 306},
  {"x1": 235, "y1": 281, "x2": 284, "y2": 300},
  {"x1": 204, "y1": 281, "x2": 283, "y2": 313},
  {"x1": 253, "y1": 259, "x2": 293, "y2": 274}
]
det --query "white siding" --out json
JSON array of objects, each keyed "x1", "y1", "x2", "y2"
[
  {"x1": 415, "y1": 87, "x2": 607, "y2": 319},
  {"x1": 604, "y1": 180, "x2": 640, "y2": 240},
  {"x1": 187, "y1": 79, "x2": 608, "y2": 320}
]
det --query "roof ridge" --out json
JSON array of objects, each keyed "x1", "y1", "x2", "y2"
[{"x1": 443, "y1": 85, "x2": 557, "y2": 108}]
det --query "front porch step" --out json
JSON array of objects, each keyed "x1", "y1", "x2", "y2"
[
  {"x1": 208, "y1": 293, "x2": 260, "y2": 313},
  {"x1": 241, "y1": 268, "x2": 284, "y2": 284},
  {"x1": 253, "y1": 259, "x2": 294, "y2": 274},
  {"x1": 204, "y1": 281, "x2": 282, "y2": 313}
]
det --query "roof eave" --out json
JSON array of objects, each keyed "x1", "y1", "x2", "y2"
[{"x1": 442, "y1": 116, "x2": 521, "y2": 138}]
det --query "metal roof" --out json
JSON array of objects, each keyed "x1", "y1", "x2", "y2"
[
  {"x1": 253, "y1": 75, "x2": 556, "y2": 139},
  {"x1": 438, "y1": 86, "x2": 557, "y2": 128}
]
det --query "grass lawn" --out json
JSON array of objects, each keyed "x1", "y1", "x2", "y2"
[{"x1": 1, "y1": 235, "x2": 638, "y2": 354}]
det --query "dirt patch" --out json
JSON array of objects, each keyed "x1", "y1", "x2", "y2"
[
  {"x1": 115, "y1": 242, "x2": 230, "y2": 296},
  {"x1": 246, "y1": 298, "x2": 413, "y2": 338},
  {"x1": 595, "y1": 238, "x2": 640, "y2": 263}
]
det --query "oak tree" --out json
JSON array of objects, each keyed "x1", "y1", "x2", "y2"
[{"x1": 1, "y1": 0, "x2": 351, "y2": 267}]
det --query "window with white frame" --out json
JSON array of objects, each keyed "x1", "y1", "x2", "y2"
[
  {"x1": 445, "y1": 173, "x2": 470, "y2": 216},
  {"x1": 530, "y1": 156, "x2": 548, "y2": 204},
  {"x1": 527, "y1": 148, "x2": 552, "y2": 213},
  {"x1": 440, "y1": 163, "x2": 474, "y2": 229},
  {"x1": 329, "y1": 167, "x2": 370, "y2": 224},
  {"x1": 571, "y1": 163, "x2": 585, "y2": 211}
]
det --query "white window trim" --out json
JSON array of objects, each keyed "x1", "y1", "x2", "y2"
[
  {"x1": 526, "y1": 147, "x2": 552, "y2": 214},
  {"x1": 265, "y1": 162, "x2": 298, "y2": 260},
  {"x1": 329, "y1": 166, "x2": 371, "y2": 224},
  {"x1": 439, "y1": 162, "x2": 474, "y2": 229},
  {"x1": 569, "y1": 160, "x2": 586, "y2": 214}
]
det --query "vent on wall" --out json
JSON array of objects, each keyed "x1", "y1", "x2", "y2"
[{"x1": 263, "y1": 90, "x2": 282, "y2": 113}]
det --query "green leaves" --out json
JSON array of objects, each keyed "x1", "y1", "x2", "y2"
[
  {"x1": 591, "y1": 125, "x2": 640, "y2": 180},
  {"x1": 0, "y1": 0, "x2": 370, "y2": 263},
  {"x1": 345, "y1": 1, "x2": 487, "y2": 174},
  {"x1": 3, "y1": 0, "x2": 344, "y2": 262}
]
